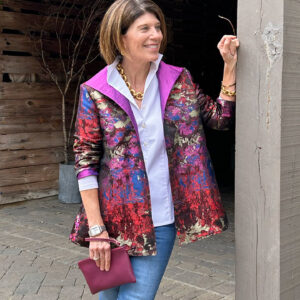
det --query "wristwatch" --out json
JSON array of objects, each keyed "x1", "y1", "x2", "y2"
[{"x1": 88, "y1": 225, "x2": 107, "y2": 237}]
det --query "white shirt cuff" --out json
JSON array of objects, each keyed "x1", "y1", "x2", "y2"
[{"x1": 78, "y1": 175, "x2": 98, "y2": 191}]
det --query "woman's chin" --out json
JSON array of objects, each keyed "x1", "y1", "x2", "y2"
[
  {"x1": 146, "y1": 53, "x2": 159, "y2": 62},
  {"x1": 129, "y1": 53, "x2": 159, "y2": 64}
]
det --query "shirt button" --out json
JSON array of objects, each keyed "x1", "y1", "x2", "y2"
[
  {"x1": 142, "y1": 122, "x2": 146, "y2": 128},
  {"x1": 144, "y1": 142, "x2": 148, "y2": 146}
]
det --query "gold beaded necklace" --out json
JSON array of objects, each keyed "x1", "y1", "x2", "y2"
[{"x1": 116, "y1": 63, "x2": 144, "y2": 101}]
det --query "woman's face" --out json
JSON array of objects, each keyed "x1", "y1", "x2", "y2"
[{"x1": 122, "y1": 12, "x2": 163, "y2": 64}]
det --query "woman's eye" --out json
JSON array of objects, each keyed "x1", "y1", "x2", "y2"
[
  {"x1": 141, "y1": 27, "x2": 148, "y2": 31},
  {"x1": 155, "y1": 26, "x2": 161, "y2": 31}
]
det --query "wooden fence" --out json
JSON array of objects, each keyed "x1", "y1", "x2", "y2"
[{"x1": 0, "y1": 0, "x2": 105, "y2": 204}]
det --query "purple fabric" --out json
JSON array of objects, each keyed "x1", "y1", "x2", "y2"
[
  {"x1": 71, "y1": 67, "x2": 232, "y2": 255},
  {"x1": 157, "y1": 62, "x2": 183, "y2": 117},
  {"x1": 84, "y1": 61, "x2": 184, "y2": 139},
  {"x1": 216, "y1": 98, "x2": 235, "y2": 117},
  {"x1": 85, "y1": 67, "x2": 140, "y2": 140},
  {"x1": 77, "y1": 169, "x2": 98, "y2": 179}
]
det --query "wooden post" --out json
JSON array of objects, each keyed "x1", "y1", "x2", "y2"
[{"x1": 235, "y1": 0, "x2": 300, "y2": 299}]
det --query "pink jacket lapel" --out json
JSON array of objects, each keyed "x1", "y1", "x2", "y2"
[
  {"x1": 84, "y1": 61, "x2": 184, "y2": 139},
  {"x1": 157, "y1": 61, "x2": 183, "y2": 117}
]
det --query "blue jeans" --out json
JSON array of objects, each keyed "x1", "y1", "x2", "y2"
[{"x1": 99, "y1": 223, "x2": 176, "y2": 300}]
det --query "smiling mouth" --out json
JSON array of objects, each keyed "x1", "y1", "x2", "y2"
[{"x1": 144, "y1": 44, "x2": 159, "y2": 49}]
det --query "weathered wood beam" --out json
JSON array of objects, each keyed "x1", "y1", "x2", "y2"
[
  {"x1": 0, "y1": 148, "x2": 64, "y2": 169},
  {"x1": 0, "y1": 82, "x2": 76, "y2": 100},
  {"x1": 0, "y1": 164, "x2": 59, "y2": 187},
  {"x1": 0, "y1": 33, "x2": 99, "y2": 58},
  {"x1": 280, "y1": 0, "x2": 300, "y2": 298},
  {"x1": 0, "y1": 179, "x2": 59, "y2": 205},
  {"x1": 0, "y1": 11, "x2": 97, "y2": 35},
  {"x1": 0, "y1": 55, "x2": 101, "y2": 75},
  {"x1": 0, "y1": 131, "x2": 64, "y2": 150},
  {"x1": 236, "y1": 0, "x2": 300, "y2": 299},
  {"x1": 0, "y1": 99, "x2": 75, "y2": 117},
  {"x1": 0, "y1": 117, "x2": 65, "y2": 134}
]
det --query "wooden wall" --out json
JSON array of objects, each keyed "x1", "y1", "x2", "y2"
[{"x1": 0, "y1": 0, "x2": 104, "y2": 204}]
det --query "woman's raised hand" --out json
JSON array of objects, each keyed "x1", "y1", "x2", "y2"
[
  {"x1": 89, "y1": 231, "x2": 111, "y2": 271},
  {"x1": 217, "y1": 35, "x2": 240, "y2": 69}
]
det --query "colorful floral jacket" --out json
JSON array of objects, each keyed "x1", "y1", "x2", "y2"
[{"x1": 70, "y1": 61, "x2": 235, "y2": 256}]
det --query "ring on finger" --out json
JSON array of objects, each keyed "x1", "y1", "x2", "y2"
[{"x1": 93, "y1": 256, "x2": 100, "y2": 261}]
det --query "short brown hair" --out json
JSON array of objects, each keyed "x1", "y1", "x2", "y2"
[{"x1": 99, "y1": 0, "x2": 167, "y2": 64}]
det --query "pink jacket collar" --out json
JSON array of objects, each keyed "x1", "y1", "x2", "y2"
[{"x1": 84, "y1": 61, "x2": 183, "y2": 139}]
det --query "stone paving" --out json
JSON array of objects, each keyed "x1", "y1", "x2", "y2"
[{"x1": 0, "y1": 192, "x2": 235, "y2": 300}]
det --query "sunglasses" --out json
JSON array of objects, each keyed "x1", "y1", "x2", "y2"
[{"x1": 218, "y1": 15, "x2": 236, "y2": 36}]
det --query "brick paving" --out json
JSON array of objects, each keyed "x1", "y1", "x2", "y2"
[{"x1": 0, "y1": 192, "x2": 235, "y2": 300}]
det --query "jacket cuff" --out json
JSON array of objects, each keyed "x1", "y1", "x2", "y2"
[
  {"x1": 77, "y1": 169, "x2": 99, "y2": 179},
  {"x1": 216, "y1": 97, "x2": 235, "y2": 118}
]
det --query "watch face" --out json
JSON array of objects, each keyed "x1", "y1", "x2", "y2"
[
  {"x1": 89, "y1": 225, "x2": 106, "y2": 236},
  {"x1": 91, "y1": 227, "x2": 100, "y2": 235}
]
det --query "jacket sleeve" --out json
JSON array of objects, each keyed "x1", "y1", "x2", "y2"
[
  {"x1": 184, "y1": 68, "x2": 235, "y2": 130},
  {"x1": 73, "y1": 84, "x2": 103, "y2": 179},
  {"x1": 196, "y1": 83, "x2": 235, "y2": 130}
]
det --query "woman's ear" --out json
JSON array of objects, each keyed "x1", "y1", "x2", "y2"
[
  {"x1": 121, "y1": 35, "x2": 127, "y2": 49},
  {"x1": 119, "y1": 36, "x2": 127, "y2": 56}
]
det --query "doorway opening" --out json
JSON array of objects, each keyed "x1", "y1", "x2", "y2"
[{"x1": 158, "y1": 0, "x2": 238, "y2": 194}]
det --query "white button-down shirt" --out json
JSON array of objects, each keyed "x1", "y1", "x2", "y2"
[{"x1": 78, "y1": 54, "x2": 174, "y2": 227}]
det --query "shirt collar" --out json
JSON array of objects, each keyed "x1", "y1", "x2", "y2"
[{"x1": 152, "y1": 53, "x2": 163, "y2": 71}]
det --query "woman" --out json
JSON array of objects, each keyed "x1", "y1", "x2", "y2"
[{"x1": 70, "y1": 0, "x2": 239, "y2": 299}]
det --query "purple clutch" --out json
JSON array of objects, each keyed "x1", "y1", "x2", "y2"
[{"x1": 78, "y1": 238, "x2": 136, "y2": 294}]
